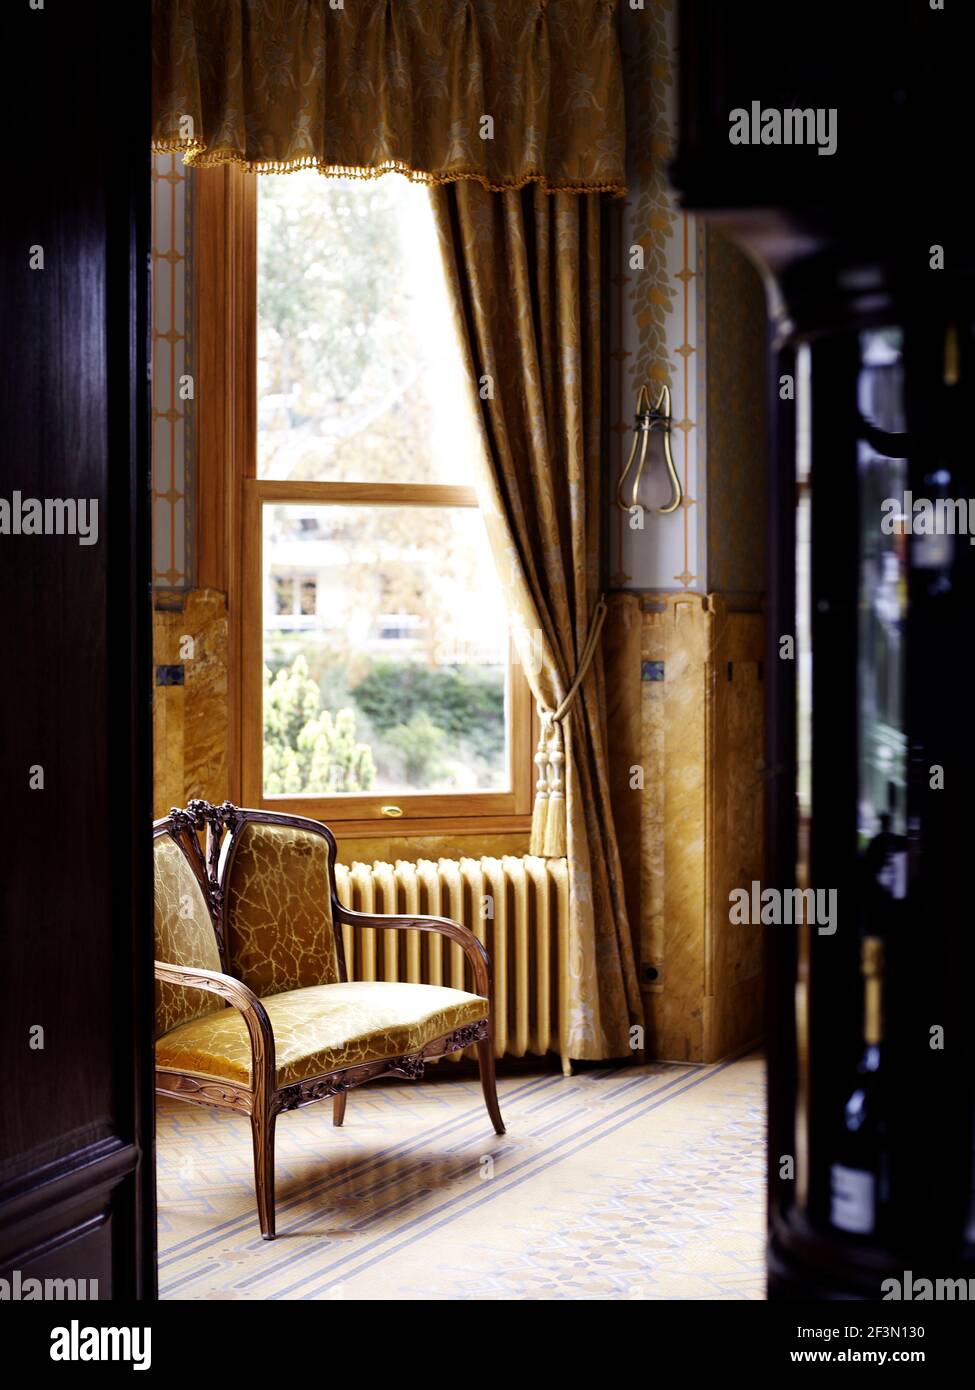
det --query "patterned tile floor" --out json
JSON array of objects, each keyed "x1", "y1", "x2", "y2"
[{"x1": 156, "y1": 1051, "x2": 766, "y2": 1299}]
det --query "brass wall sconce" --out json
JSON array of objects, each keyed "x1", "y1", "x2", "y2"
[{"x1": 615, "y1": 382, "x2": 682, "y2": 515}]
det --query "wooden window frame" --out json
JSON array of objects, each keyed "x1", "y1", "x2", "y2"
[{"x1": 197, "y1": 165, "x2": 533, "y2": 837}]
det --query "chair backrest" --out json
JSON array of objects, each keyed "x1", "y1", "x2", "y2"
[
  {"x1": 220, "y1": 810, "x2": 345, "y2": 999},
  {"x1": 153, "y1": 827, "x2": 225, "y2": 1039}
]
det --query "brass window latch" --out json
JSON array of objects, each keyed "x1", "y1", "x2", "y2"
[{"x1": 616, "y1": 382, "x2": 682, "y2": 516}]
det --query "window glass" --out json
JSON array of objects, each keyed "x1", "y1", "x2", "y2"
[
  {"x1": 261, "y1": 503, "x2": 509, "y2": 797},
  {"x1": 257, "y1": 172, "x2": 480, "y2": 486}
]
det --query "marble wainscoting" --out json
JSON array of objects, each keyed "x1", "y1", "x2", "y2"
[
  {"x1": 605, "y1": 592, "x2": 765, "y2": 1063},
  {"x1": 152, "y1": 587, "x2": 230, "y2": 819}
]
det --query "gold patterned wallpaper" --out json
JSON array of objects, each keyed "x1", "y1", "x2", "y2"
[
  {"x1": 610, "y1": 0, "x2": 706, "y2": 592},
  {"x1": 624, "y1": 0, "x2": 678, "y2": 393},
  {"x1": 610, "y1": 1, "x2": 768, "y2": 598}
]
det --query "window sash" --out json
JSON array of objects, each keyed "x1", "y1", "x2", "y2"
[
  {"x1": 197, "y1": 165, "x2": 533, "y2": 834},
  {"x1": 242, "y1": 479, "x2": 531, "y2": 823}
]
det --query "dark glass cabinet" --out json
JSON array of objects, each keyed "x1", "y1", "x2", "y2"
[
  {"x1": 779, "y1": 322, "x2": 975, "y2": 1293},
  {"x1": 674, "y1": 0, "x2": 975, "y2": 1296}
]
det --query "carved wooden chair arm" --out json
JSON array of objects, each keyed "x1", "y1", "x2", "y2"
[
  {"x1": 154, "y1": 961, "x2": 276, "y2": 1098},
  {"x1": 333, "y1": 906, "x2": 491, "y2": 1000}
]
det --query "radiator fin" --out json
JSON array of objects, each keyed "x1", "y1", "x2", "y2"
[{"x1": 334, "y1": 855, "x2": 567, "y2": 1064}]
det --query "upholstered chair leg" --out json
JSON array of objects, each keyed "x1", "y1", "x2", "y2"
[
  {"x1": 251, "y1": 1106, "x2": 277, "y2": 1240},
  {"x1": 476, "y1": 1037, "x2": 505, "y2": 1135},
  {"x1": 332, "y1": 1091, "x2": 347, "y2": 1127}
]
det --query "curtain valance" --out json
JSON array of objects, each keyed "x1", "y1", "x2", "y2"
[{"x1": 152, "y1": 0, "x2": 626, "y2": 195}]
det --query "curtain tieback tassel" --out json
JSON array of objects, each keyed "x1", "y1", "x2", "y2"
[{"x1": 530, "y1": 598, "x2": 607, "y2": 858}]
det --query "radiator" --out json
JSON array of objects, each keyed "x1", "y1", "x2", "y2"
[{"x1": 334, "y1": 856, "x2": 569, "y2": 1068}]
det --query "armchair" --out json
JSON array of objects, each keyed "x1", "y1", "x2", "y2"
[{"x1": 153, "y1": 800, "x2": 504, "y2": 1239}]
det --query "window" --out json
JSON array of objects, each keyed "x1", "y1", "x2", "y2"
[
  {"x1": 259, "y1": 500, "x2": 510, "y2": 799},
  {"x1": 270, "y1": 572, "x2": 318, "y2": 623},
  {"x1": 200, "y1": 167, "x2": 532, "y2": 832}
]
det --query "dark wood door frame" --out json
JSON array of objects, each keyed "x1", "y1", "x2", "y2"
[{"x1": 0, "y1": 2, "x2": 155, "y2": 1297}]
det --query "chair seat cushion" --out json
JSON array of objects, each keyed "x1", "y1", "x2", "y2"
[{"x1": 155, "y1": 980, "x2": 488, "y2": 1089}]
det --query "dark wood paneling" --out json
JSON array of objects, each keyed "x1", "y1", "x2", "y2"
[{"x1": 0, "y1": 3, "x2": 154, "y2": 1295}]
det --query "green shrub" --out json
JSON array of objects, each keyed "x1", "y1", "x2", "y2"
[
  {"x1": 352, "y1": 660, "x2": 504, "y2": 761},
  {"x1": 384, "y1": 711, "x2": 447, "y2": 786},
  {"x1": 263, "y1": 656, "x2": 375, "y2": 794}
]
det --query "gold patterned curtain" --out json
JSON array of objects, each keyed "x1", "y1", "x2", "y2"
[
  {"x1": 152, "y1": 0, "x2": 626, "y2": 195},
  {"x1": 432, "y1": 182, "x2": 643, "y2": 1061}
]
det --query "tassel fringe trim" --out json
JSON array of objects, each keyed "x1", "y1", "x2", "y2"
[{"x1": 149, "y1": 141, "x2": 628, "y2": 198}]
